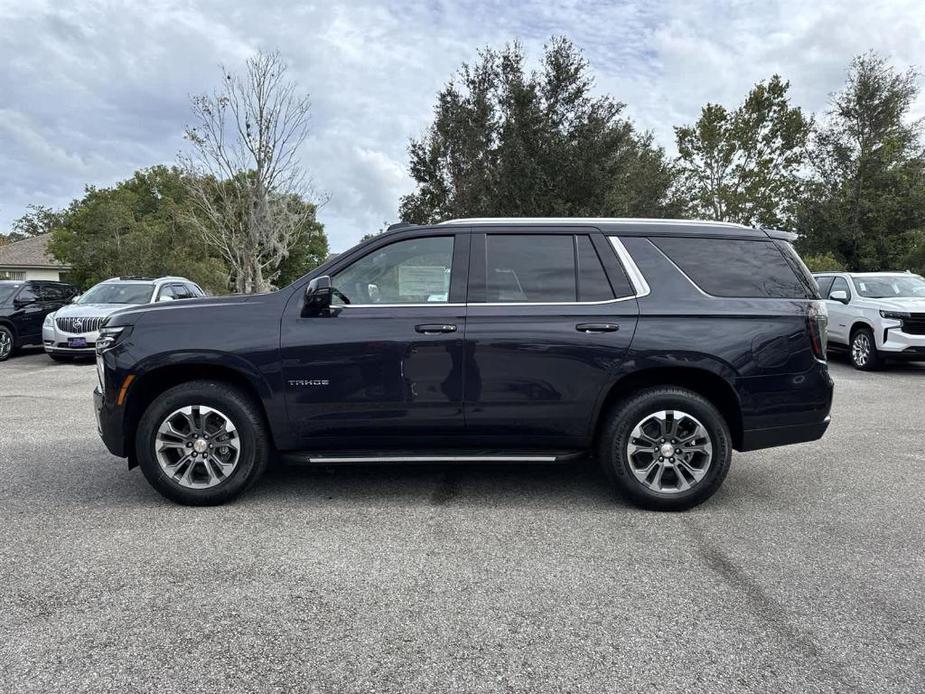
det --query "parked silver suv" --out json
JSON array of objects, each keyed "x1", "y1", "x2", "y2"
[
  {"x1": 43, "y1": 276, "x2": 204, "y2": 361},
  {"x1": 813, "y1": 272, "x2": 925, "y2": 370}
]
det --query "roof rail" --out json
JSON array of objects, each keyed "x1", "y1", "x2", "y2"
[{"x1": 437, "y1": 217, "x2": 752, "y2": 229}]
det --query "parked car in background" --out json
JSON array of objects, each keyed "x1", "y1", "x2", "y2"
[
  {"x1": 813, "y1": 271, "x2": 925, "y2": 370},
  {"x1": 93, "y1": 218, "x2": 832, "y2": 510},
  {"x1": 0, "y1": 280, "x2": 79, "y2": 361},
  {"x1": 43, "y1": 276, "x2": 204, "y2": 361}
]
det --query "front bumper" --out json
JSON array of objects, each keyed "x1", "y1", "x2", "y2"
[
  {"x1": 879, "y1": 324, "x2": 925, "y2": 356},
  {"x1": 94, "y1": 384, "x2": 127, "y2": 457},
  {"x1": 43, "y1": 324, "x2": 100, "y2": 354}
]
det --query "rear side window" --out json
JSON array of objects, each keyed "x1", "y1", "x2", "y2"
[
  {"x1": 576, "y1": 236, "x2": 615, "y2": 302},
  {"x1": 815, "y1": 276, "x2": 835, "y2": 296},
  {"x1": 485, "y1": 235, "x2": 575, "y2": 302},
  {"x1": 652, "y1": 237, "x2": 817, "y2": 299}
]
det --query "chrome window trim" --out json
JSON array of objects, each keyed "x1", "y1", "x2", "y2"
[
  {"x1": 608, "y1": 237, "x2": 651, "y2": 299},
  {"x1": 338, "y1": 302, "x2": 466, "y2": 308}
]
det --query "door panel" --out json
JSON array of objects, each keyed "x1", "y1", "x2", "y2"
[
  {"x1": 463, "y1": 229, "x2": 638, "y2": 444},
  {"x1": 280, "y1": 232, "x2": 469, "y2": 448},
  {"x1": 464, "y1": 303, "x2": 636, "y2": 441},
  {"x1": 825, "y1": 276, "x2": 852, "y2": 344},
  {"x1": 281, "y1": 305, "x2": 466, "y2": 443}
]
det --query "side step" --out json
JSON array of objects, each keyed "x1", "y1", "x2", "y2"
[{"x1": 280, "y1": 450, "x2": 587, "y2": 465}]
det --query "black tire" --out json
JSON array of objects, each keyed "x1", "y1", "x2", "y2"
[
  {"x1": 598, "y1": 386, "x2": 732, "y2": 511},
  {"x1": 136, "y1": 380, "x2": 270, "y2": 505},
  {"x1": 49, "y1": 353, "x2": 74, "y2": 363},
  {"x1": 0, "y1": 325, "x2": 15, "y2": 361},
  {"x1": 849, "y1": 327, "x2": 882, "y2": 371}
]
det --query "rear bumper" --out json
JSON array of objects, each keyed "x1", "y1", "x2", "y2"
[{"x1": 739, "y1": 416, "x2": 831, "y2": 452}]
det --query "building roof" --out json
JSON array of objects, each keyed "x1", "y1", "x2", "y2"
[{"x1": 0, "y1": 234, "x2": 70, "y2": 269}]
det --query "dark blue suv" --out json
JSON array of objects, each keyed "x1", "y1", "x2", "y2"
[{"x1": 93, "y1": 218, "x2": 833, "y2": 510}]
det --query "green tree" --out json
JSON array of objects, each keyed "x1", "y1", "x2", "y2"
[
  {"x1": 9, "y1": 205, "x2": 64, "y2": 241},
  {"x1": 399, "y1": 37, "x2": 678, "y2": 223},
  {"x1": 800, "y1": 252, "x2": 846, "y2": 272},
  {"x1": 274, "y1": 199, "x2": 328, "y2": 286},
  {"x1": 675, "y1": 75, "x2": 812, "y2": 227},
  {"x1": 797, "y1": 53, "x2": 925, "y2": 271},
  {"x1": 46, "y1": 166, "x2": 230, "y2": 292}
]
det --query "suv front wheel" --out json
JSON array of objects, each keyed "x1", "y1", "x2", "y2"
[
  {"x1": 599, "y1": 387, "x2": 732, "y2": 511},
  {"x1": 850, "y1": 326, "x2": 882, "y2": 371},
  {"x1": 136, "y1": 381, "x2": 269, "y2": 505}
]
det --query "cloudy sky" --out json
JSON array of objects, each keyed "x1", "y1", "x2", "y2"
[{"x1": 1, "y1": 0, "x2": 924, "y2": 251}]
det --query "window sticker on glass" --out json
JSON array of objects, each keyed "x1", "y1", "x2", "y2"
[{"x1": 399, "y1": 266, "x2": 449, "y2": 298}]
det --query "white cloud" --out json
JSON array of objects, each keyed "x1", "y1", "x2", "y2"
[{"x1": 1, "y1": 0, "x2": 924, "y2": 249}]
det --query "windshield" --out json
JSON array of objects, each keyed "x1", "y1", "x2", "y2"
[
  {"x1": 78, "y1": 282, "x2": 153, "y2": 305},
  {"x1": 853, "y1": 275, "x2": 925, "y2": 299},
  {"x1": 0, "y1": 284, "x2": 21, "y2": 304}
]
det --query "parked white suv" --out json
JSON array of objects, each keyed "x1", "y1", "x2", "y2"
[
  {"x1": 43, "y1": 276, "x2": 204, "y2": 361},
  {"x1": 813, "y1": 272, "x2": 925, "y2": 370}
]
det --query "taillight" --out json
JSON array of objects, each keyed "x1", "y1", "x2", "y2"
[{"x1": 807, "y1": 302, "x2": 828, "y2": 360}]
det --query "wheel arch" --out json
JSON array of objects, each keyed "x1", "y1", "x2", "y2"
[
  {"x1": 849, "y1": 320, "x2": 876, "y2": 341},
  {"x1": 121, "y1": 360, "x2": 277, "y2": 467},
  {"x1": 593, "y1": 366, "x2": 744, "y2": 450},
  {"x1": 0, "y1": 318, "x2": 18, "y2": 339}
]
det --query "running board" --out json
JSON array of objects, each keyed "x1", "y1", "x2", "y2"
[{"x1": 281, "y1": 450, "x2": 586, "y2": 465}]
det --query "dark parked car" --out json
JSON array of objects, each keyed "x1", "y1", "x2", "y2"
[
  {"x1": 94, "y1": 218, "x2": 833, "y2": 510},
  {"x1": 0, "y1": 279, "x2": 79, "y2": 361}
]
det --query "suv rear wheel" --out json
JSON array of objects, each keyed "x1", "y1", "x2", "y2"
[
  {"x1": 599, "y1": 387, "x2": 732, "y2": 511},
  {"x1": 0, "y1": 325, "x2": 15, "y2": 361},
  {"x1": 136, "y1": 381, "x2": 269, "y2": 505},
  {"x1": 850, "y1": 326, "x2": 882, "y2": 371}
]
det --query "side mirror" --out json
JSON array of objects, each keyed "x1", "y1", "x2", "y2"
[
  {"x1": 303, "y1": 275, "x2": 333, "y2": 315},
  {"x1": 829, "y1": 290, "x2": 849, "y2": 304},
  {"x1": 157, "y1": 295, "x2": 174, "y2": 302},
  {"x1": 71, "y1": 295, "x2": 81, "y2": 304},
  {"x1": 14, "y1": 296, "x2": 37, "y2": 308}
]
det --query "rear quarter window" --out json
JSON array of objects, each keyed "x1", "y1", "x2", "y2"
[{"x1": 651, "y1": 237, "x2": 818, "y2": 299}]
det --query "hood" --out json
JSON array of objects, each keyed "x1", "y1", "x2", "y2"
[
  {"x1": 53, "y1": 303, "x2": 138, "y2": 318},
  {"x1": 872, "y1": 297, "x2": 925, "y2": 313},
  {"x1": 105, "y1": 294, "x2": 262, "y2": 324}
]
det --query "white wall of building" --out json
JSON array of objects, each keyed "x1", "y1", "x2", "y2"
[{"x1": 0, "y1": 267, "x2": 65, "y2": 281}]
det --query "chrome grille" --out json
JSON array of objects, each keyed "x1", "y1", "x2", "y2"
[{"x1": 56, "y1": 316, "x2": 104, "y2": 334}]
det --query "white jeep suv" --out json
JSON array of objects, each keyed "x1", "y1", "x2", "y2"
[
  {"x1": 43, "y1": 276, "x2": 204, "y2": 361},
  {"x1": 813, "y1": 272, "x2": 925, "y2": 370}
]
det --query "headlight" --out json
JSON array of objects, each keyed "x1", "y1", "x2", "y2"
[
  {"x1": 96, "y1": 326, "x2": 130, "y2": 353},
  {"x1": 880, "y1": 310, "x2": 909, "y2": 319},
  {"x1": 44, "y1": 312, "x2": 55, "y2": 327}
]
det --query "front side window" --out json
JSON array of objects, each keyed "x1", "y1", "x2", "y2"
[
  {"x1": 79, "y1": 282, "x2": 154, "y2": 305},
  {"x1": 852, "y1": 275, "x2": 925, "y2": 298},
  {"x1": 484, "y1": 235, "x2": 576, "y2": 303},
  {"x1": 829, "y1": 277, "x2": 850, "y2": 300},
  {"x1": 332, "y1": 236, "x2": 454, "y2": 305}
]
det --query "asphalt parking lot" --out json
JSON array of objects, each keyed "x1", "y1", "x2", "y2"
[{"x1": 1, "y1": 349, "x2": 923, "y2": 694}]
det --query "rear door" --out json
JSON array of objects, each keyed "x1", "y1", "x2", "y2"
[
  {"x1": 463, "y1": 227, "x2": 638, "y2": 445},
  {"x1": 12, "y1": 284, "x2": 45, "y2": 342}
]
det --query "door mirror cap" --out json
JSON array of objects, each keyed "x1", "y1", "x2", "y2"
[
  {"x1": 304, "y1": 275, "x2": 333, "y2": 313},
  {"x1": 14, "y1": 296, "x2": 37, "y2": 308},
  {"x1": 830, "y1": 290, "x2": 849, "y2": 303}
]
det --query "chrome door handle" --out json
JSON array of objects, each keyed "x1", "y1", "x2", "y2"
[
  {"x1": 576, "y1": 323, "x2": 619, "y2": 333},
  {"x1": 415, "y1": 324, "x2": 458, "y2": 334}
]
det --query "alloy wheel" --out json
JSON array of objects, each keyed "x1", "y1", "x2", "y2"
[
  {"x1": 155, "y1": 405, "x2": 241, "y2": 489},
  {"x1": 0, "y1": 330, "x2": 11, "y2": 359},
  {"x1": 626, "y1": 409, "x2": 713, "y2": 494},
  {"x1": 852, "y1": 333, "x2": 871, "y2": 367}
]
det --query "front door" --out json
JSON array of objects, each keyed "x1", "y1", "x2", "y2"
[
  {"x1": 280, "y1": 232, "x2": 469, "y2": 449},
  {"x1": 825, "y1": 275, "x2": 853, "y2": 345},
  {"x1": 463, "y1": 229, "x2": 639, "y2": 447}
]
